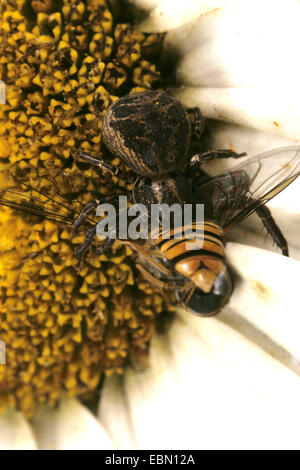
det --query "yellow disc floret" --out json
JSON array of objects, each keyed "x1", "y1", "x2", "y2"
[{"x1": 0, "y1": 0, "x2": 167, "y2": 417}]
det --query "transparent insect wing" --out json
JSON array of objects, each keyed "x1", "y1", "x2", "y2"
[
  {"x1": 0, "y1": 164, "x2": 88, "y2": 227},
  {"x1": 228, "y1": 145, "x2": 300, "y2": 198},
  {"x1": 196, "y1": 145, "x2": 300, "y2": 230},
  {"x1": 195, "y1": 169, "x2": 251, "y2": 228}
]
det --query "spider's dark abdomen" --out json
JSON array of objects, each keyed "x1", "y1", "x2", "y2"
[{"x1": 102, "y1": 91, "x2": 191, "y2": 176}]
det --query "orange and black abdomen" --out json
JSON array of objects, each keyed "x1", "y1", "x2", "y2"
[{"x1": 154, "y1": 221, "x2": 225, "y2": 290}]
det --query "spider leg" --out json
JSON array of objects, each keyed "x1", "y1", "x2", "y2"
[
  {"x1": 76, "y1": 150, "x2": 119, "y2": 176},
  {"x1": 73, "y1": 199, "x2": 100, "y2": 231},
  {"x1": 75, "y1": 226, "x2": 97, "y2": 259},
  {"x1": 72, "y1": 194, "x2": 121, "y2": 231},
  {"x1": 93, "y1": 237, "x2": 114, "y2": 256},
  {"x1": 76, "y1": 226, "x2": 117, "y2": 260},
  {"x1": 189, "y1": 149, "x2": 247, "y2": 170},
  {"x1": 255, "y1": 204, "x2": 289, "y2": 256},
  {"x1": 186, "y1": 107, "x2": 205, "y2": 140}
]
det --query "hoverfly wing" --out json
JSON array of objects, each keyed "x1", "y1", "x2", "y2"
[
  {"x1": 0, "y1": 164, "x2": 89, "y2": 228},
  {"x1": 223, "y1": 171, "x2": 299, "y2": 233},
  {"x1": 196, "y1": 145, "x2": 300, "y2": 232},
  {"x1": 194, "y1": 169, "x2": 251, "y2": 226},
  {"x1": 0, "y1": 193, "x2": 73, "y2": 225}
]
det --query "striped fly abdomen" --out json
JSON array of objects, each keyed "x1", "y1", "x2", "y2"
[{"x1": 155, "y1": 221, "x2": 227, "y2": 294}]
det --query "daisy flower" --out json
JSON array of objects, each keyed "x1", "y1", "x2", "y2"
[{"x1": 1, "y1": 0, "x2": 300, "y2": 450}]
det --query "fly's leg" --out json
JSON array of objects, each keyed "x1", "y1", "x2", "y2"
[
  {"x1": 176, "y1": 284, "x2": 197, "y2": 311},
  {"x1": 136, "y1": 264, "x2": 172, "y2": 289},
  {"x1": 255, "y1": 204, "x2": 289, "y2": 256},
  {"x1": 189, "y1": 149, "x2": 247, "y2": 170},
  {"x1": 123, "y1": 241, "x2": 171, "y2": 276}
]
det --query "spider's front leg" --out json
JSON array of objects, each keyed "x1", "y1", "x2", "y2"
[
  {"x1": 77, "y1": 150, "x2": 119, "y2": 176},
  {"x1": 74, "y1": 192, "x2": 132, "y2": 259},
  {"x1": 73, "y1": 199, "x2": 116, "y2": 259},
  {"x1": 184, "y1": 109, "x2": 246, "y2": 171},
  {"x1": 73, "y1": 199, "x2": 100, "y2": 231},
  {"x1": 189, "y1": 149, "x2": 247, "y2": 170},
  {"x1": 186, "y1": 107, "x2": 205, "y2": 140},
  {"x1": 72, "y1": 194, "x2": 121, "y2": 231},
  {"x1": 77, "y1": 149, "x2": 138, "y2": 186},
  {"x1": 73, "y1": 147, "x2": 128, "y2": 235}
]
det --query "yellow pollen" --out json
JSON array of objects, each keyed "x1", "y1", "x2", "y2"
[{"x1": 0, "y1": 0, "x2": 166, "y2": 417}]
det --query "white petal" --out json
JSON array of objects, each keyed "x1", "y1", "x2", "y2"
[
  {"x1": 162, "y1": 1, "x2": 300, "y2": 87},
  {"x1": 212, "y1": 134, "x2": 300, "y2": 209},
  {"x1": 127, "y1": 0, "x2": 161, "y2": 12},
  {"x1": 204, "y1": 122, "x2": 296, "y2": 165},
  {"x1": 172, "y1": 87, "x2": 300, "y2": 142},
  {"x1": 100, "y1": 244, "x2": 300, "y2": 450},
  {"x1": 32, "y1": 398, "x2": 114, "y2": 450},
  {"x1": 226, "y1": 211, "x2": 300, "y2": 261},
  {"x1": 199, "y1": 123, "x2": 300, "y2": 214},
  {"x1": 98, "y1": 375, "x2": 137, "y2": 450},
  {"x1": 137, "y1": 0, "x2": 222, "y2": 33},
  {"x1": 196, "y1": 122, "x2": 300, "y2": 257},
  {"x1": 100, "y1": 0, "x2": 300, "y2": 451},
  {"x1": 118, "y1": 314, "x2": 300, "y2": 450},
  {"x1": 0, "y1": 408, "x2": 37, "y2": 450},
  {"x1": 223, "y1": 243, "x2": 300, "y2": 365}
]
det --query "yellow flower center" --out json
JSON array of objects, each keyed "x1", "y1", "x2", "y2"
[{"x1": 0, "y1": 0, "x2": 168, "y2": 417}]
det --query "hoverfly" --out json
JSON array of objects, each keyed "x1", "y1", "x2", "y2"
[
  {"x1": 138, "y1": 146, "x2": 300, "y2": 315},
  {"x1": 0, "y1": 145, "x2": 299, "y2": 316},
  {"x1": 0, "y1": 91, "x2": 299, "y2": 316}
]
